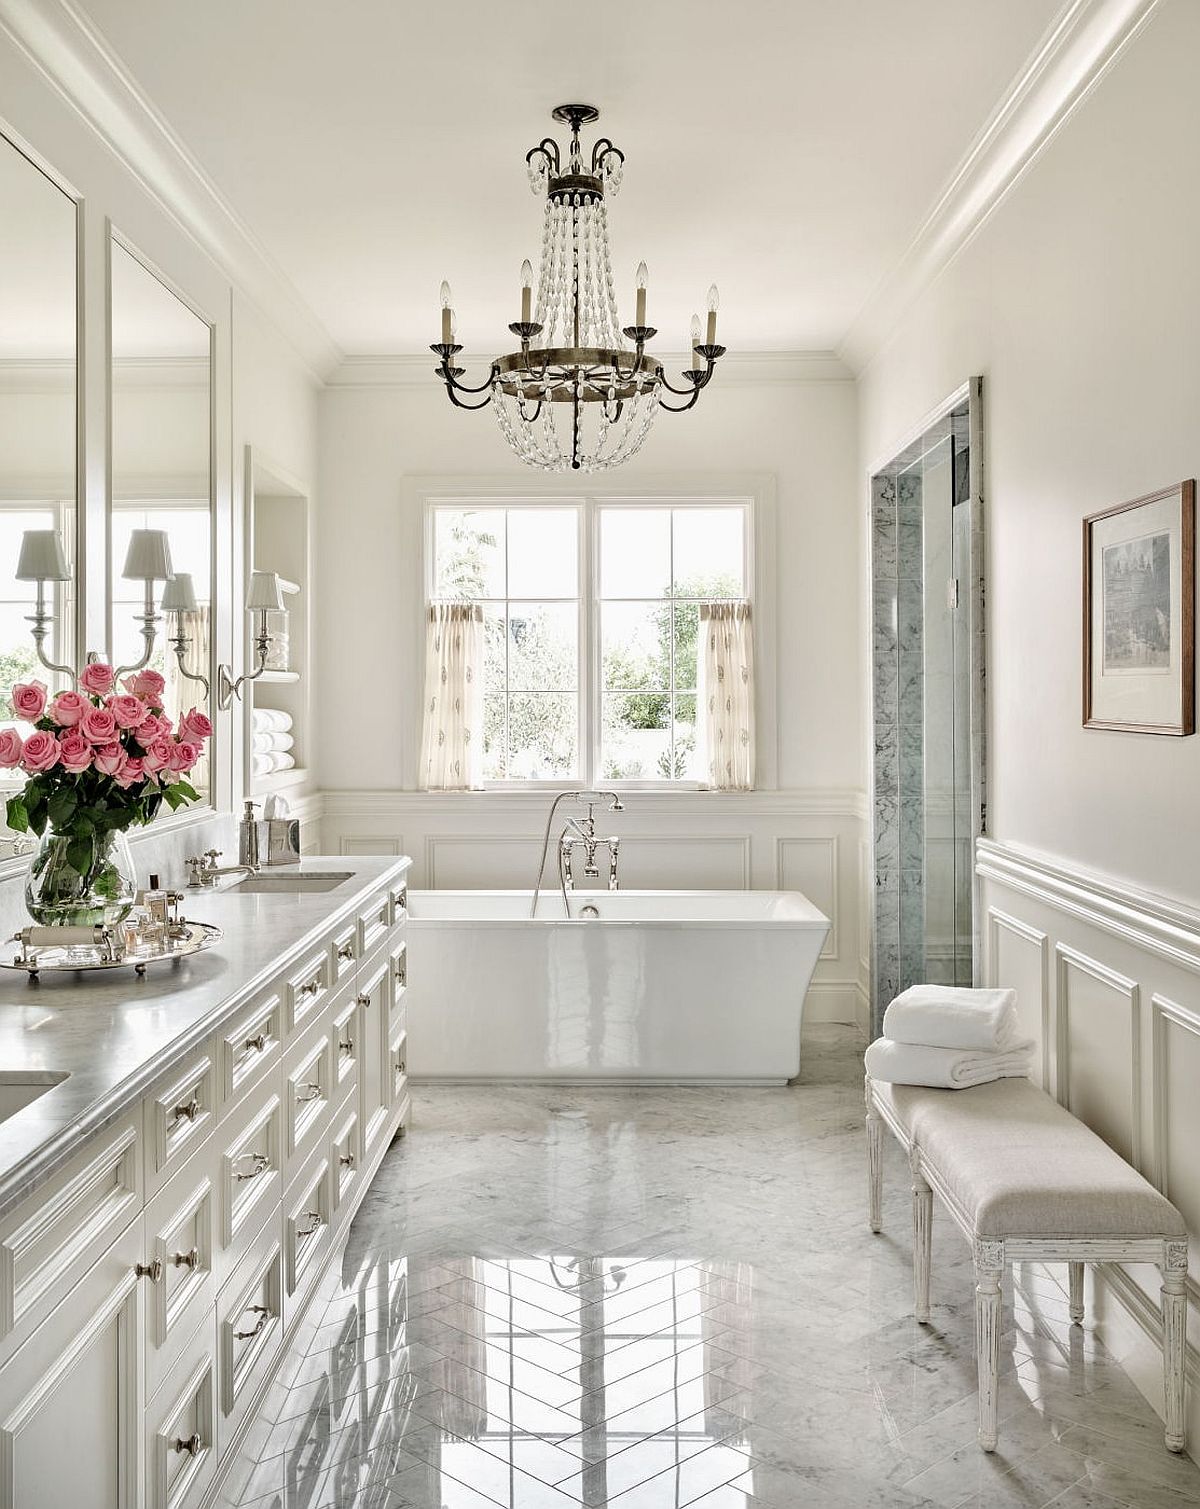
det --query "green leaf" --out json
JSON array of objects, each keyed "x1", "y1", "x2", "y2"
[
  {"x1": 5, "y1": 797, "x2": 28, "y2": 833},
  {"x1": 66, "y1": 835, "x2": 93, "y2": 877},
  {"x1": 46, "y1": 789, "x2": 77, "y2": 829}
]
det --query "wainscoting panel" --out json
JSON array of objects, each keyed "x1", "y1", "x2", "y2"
[
  {"x1": 319, "y1": 789, "x2": 869, "y2": 1029},
  {"x1": 977, "y1": 837, "x2": 1200, "y2": 1444},
  {"x1": 984, "y1": 908, "x2": 1050, "y2": 1091}
]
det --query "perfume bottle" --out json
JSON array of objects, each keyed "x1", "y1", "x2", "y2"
[{"x1": 138, "y1": 874, "x2": 167, "y2": 950}]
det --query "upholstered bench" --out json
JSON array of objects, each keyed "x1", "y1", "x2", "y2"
[{"x1": 865, "y1": 1073, "x2": 1189, "y2": 1452}]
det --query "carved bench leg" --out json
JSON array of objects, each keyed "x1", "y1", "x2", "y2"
[
  {"x1": 1068, "y1": 1261, "x2": 1084, "y2": 1325},
  {"x1": 1163, "y1": 1240, "x2": 1189, "y2": 1453},
  {"x1": 866, "y1": 1085, "x2": 883, "y2": 1234},
  {"x1": 912, "y1": 1158, "x2": 933, "y2": 1323},
  {"x1": 974, "y1": 1239, "x2": 1005, "y2": 1451}
]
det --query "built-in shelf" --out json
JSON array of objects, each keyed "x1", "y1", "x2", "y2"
[
  {"x1": 251, "y1": 765, "x2": 310, "y2": 795},
  {"x1": 256, "y1": 669, "x2": 300, "y2": 684}
]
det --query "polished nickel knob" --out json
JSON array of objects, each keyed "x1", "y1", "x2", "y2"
[
  {"x1": 171, "y1": 1247, "x2": 199, "y2": 1270},
  {"x1": 173, "y1": 1433, "x2": 203, "y2": 1456},
  {"x1": 357, "y1": 992, "x2": 371, "y2": 1008},
  {"x1": 338, "y1": 1036, "x2": 353, "y2": 1055},
  {"x1": 338, "y1": 1151, "x2": 355, "y2": 1168},
  {"x1": 295, "y1": 1082, "x2": 322, "y2": 1103},
  {"x1": 396, "y1": 1059, "x2": 407, "y2": 1076},
  {"x1": 172, "y1": 1095, "x2": 201, "y2": 1125},
  {"x1": 233, "y1": 1151, "x2": 270, "y2": 1181},
  {"x1": 244, "y1": 1032, "x2": 268, "y2": 1053},
  {"x1": 233, "y1": 1303, "x2": 270, "y2": 1341},
  {"x1": 300, "y1": 977, "x2": 321, "y2": 996},
  {"x1": 134, "y1": 1258, "x2": 163, "y2": 1282},
  {"x1": 297, "y1": 1210, "x2": 322, "y2": 1238},
  {"x1": 394, "y1": 959, "x2": 407, "y2": 987},
  {"x1": 337, "y1": 942, "x2": 355, "y2": 962}
]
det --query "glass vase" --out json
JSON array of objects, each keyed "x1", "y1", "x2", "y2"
[{"x1": 24, "y1": 825, "x2": 138, "y2": 928}]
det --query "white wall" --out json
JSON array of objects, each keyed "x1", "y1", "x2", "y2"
[
  {"x1": 858, "y1": 0, "x2": 1200, "y2": 1442},
  {"x1": 315, "y1": 363, "x2": 870, "y2": 1024}
]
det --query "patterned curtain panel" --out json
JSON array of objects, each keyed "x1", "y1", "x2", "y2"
[
  {"x1": 420, "y1": 601, "x2": 485, "y2": 791},
  {"x1": 166, "y1": 605, "x2": 210, "y2": 791},
  {"x1": 698, "y1": 601, "x2": 755, "y2": 791}
]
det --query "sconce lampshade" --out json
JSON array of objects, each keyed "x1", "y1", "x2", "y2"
[
  {"x1": 246, "y1": 570, "x2": 285, "y2": 613},
  {"x1": 16, "y1": 530, "x2": 70, "y2": 582},
  {"x1": 121, "y1": 528, "x2": 174, "y2": 583},
  {"x1": 161, "y1": 572, "x2": 198, "y2": 614}
]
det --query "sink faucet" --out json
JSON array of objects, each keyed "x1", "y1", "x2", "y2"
[
  {"x1": 531, "y1": 791, "x2": 624, "y2": 918},
  {"x1": 185, "y1": 849, "x2": 260, "y2": 888}
]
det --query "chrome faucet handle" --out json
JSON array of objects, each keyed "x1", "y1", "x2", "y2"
[{"x1": 184, "y1": 855, "x2": 206, "y2": 888}]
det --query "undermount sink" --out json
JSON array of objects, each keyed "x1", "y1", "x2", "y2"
[
  {"x1": 232, "y1": 871, "x2": 354, "y2": 894},
  {"x1": 0, "y1": 1071, "x2": 68, "y2": 1122}
]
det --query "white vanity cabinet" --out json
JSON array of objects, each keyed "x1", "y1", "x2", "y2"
[{"x1": 0, "y1": 856, "x2": 410, "y2": 1509}]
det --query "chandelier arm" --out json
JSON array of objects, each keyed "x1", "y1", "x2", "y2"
[
  {"x1": 441, "y1": 378, "x2": 495, "y2": 412},
  {"x1": 657, "y1": 365, "x2": 705, "y2": 398},
  {"x1": 443, "y1": 363, "x2": 499, "y2": 396},
  {"x1": 526, "y1": 139, "x2": 560, "y2": 174},
  {"x1": 657, "y1": 389, "x2": 703, "y2": 414},
  {"x1": 590, "y1": 138, "x2": 624, "y2": 174}
]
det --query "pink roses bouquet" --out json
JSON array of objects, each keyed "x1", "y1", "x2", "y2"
[{"x1": 4, "y1": 664, "x2": 212, "y2": 922}]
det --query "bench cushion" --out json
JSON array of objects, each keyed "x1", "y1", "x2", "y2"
[{"x1": 873, "y1": 1077, "x2": 1185, "y2": 1240}]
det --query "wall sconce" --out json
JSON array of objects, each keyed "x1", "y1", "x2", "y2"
[
  {"x1": 162, "y1": 572, "x2": 210, "y2": 698},
  {"x1": 216, "y1": 571, "x2": 285, "y2": 711},
  {"x1": 114, "y1": 528, "x2": 174, "y2": 680},
  {"x1": 15, "y1": 530, "x2": 76, "y2": 679}
]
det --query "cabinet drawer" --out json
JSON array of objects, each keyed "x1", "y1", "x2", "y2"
[
  {"x1": 285, "y1": 945, "x2": 331, "y2": 1036},
  {"x1": 388, "y1": 938, "x2": 407, "y2": 1030},
  {"x1": 390, "y1": 878, "x2": 408, "y2": 922},
  {"x1": 356, "y1": 887, "x2": 393, "y2": 958},
  {"x1": 143, "y1": 1160, "x2": 215, "y2": 1395},
  {"x1": 329, "y1": 920, "x2": 358, "y2": 986},
  {"x1": 285, "y1": 1149, "x2": 331, "y2": 1306},
  {"x1": 217, "y1": 1215, "x2": 283, "y2": 1452},
  {"x1": 218, "y1": 989, "x2": 282, "y2": 1107},
  {"x1": 356, "y1": 958, "x2": 390, "y2": 1162},
  {"x1": 284, "y1": 1020, "x2": 333, "y2": 1178},
  {"x1": 146, "y1": 1315, "x2": 218, "y2": 1509},
  {"x1": 219, "y1": 1088, "x2": 281, "y2": 1268},
  {"x1": 0, "y1": 1113, "x2": 141, "y2": 1343},
  {"x1": 389, "y1": 1027, "x2": 409, "y2": 1108},
  {"x1": 331, "y1": 996, "x2": 359, "y2": 1095},
  {"x1": 330, "y1": 1099, "x2": 360, "y2": 1217},
  {"x1": 146, "y1": 1052, "x2": 214, "y2": 1193}
]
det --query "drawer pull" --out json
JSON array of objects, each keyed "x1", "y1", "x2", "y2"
[
  {"x1": 392, "y1": 886, "x2": 407, "y2": 912},
  {"x1": 172, "y1": 1095, "x2": 201, "y2": 1126},
  {"x1": 300, "y1": 976, "x2": 322, "y2": 997},
  {"x1": 297, "y1": 1210, "x2": 322, "y2": 1239},
  {"x1": 394, "y1": 959, "x2": 407, "y2": 987},
  {"x1": 135, "y1": 1258, "x2": 163, "y2": 1283},
  {"x1": 172, "y1": 1433, "x2": 203, "y2": 1457},
  {"x1": 233, "y1": 1304, "x2": 271, "y2": 1341},
  {"x1": 244, "y1": 1031, "x2": 269, "y2": 1054},
  {"x1": 295, "y1": 1082, "x2": 322, "y2": 1104},
  {"x1": 339, "y1": 1150, "x2": 356, "y2": 1169},
  {"x1": 337, "y1": 941, "x2": 355, "y2": 962},
  {"x1": 171, "y1": 1246, "x2": 199, "y2": 1270},
  {"x1": 395, "y1": 1058, "x2": 407, "y2": 1076},
  {"x1": 357, "y1": 992, "x2": 371, "y2": 1009},
  {"x1": 338, "y1": 1035, "x2": 354, "y2": 1055},
  {"x1": 233, "y1": 1152, "x2": 270, "y2": 1182}
]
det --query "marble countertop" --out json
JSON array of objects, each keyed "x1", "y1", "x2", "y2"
[{"x1": 0, "y1": 853, "x2": 410, "y2": 1221}]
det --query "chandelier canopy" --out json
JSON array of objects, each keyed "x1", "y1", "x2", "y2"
[{"x1": 433, "y1": 104, "x2": 726, "y2": 473}]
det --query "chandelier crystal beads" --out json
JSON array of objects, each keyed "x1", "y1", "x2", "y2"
[{"x1": 433, "y1": 104, "x2": 726, "y2": 473}]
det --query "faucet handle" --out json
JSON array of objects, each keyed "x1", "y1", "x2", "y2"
[{"x1": 204, "y1": 848, "x2": 221, "y2": 863}]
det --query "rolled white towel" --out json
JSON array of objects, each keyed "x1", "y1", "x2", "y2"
[
  {"x1": 882, "y1": 984, "x2": 1021, "y2": 1052},
  {"x1": 864, "y1": 1036, "x2": 1035, "y2": 1090},
  {"x1": 252, "y1": 731, "x2": 294, "y2": 754},
  {"x1": 252, "y1": 708, "x2": 292, "y2": 733}
]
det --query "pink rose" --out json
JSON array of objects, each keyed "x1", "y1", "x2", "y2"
[
  {"x1": 79, "y1": 662, "x2": 115, "y2": 696},
  {"x1": 58, "y1": 733, "x2": 92, "y2": 772},
  {"x1": 134, "y1": 713, "x2": 166, "y2": 745},
  {"x1": 49, "y1": 690, "x2": 88, "y2": 727},
  {"x1": 167, "y1": 740, "x2": 199, "y2": 774},
  {"x1": 0, "y1": 729, "x2": 23, "y2": 768},
  {"x1": 80, "y1": 706, "x2": 118, "y2": 745},
  {"x1": 124, "y1": 669, "x2": 165, "y2": 705},
  {"x1": 21, "y1": 730, "x2": 59, "y2": 773},
  {"x1": 114, "y1": 754, "x2": 145, "y2": 789},
  {"x1": 180, "y1": 707, "x2": 213, "y2": 741},
  {"x1": 142, "y1": 739, "x2": 172, "y2": 774},
  {"x1": 109, "y1": 694, "x2": 147, "y2": 730},
  {"x1": 11, "y1": 681, "x2": 47, "y2": 723},
  {"x1": 93, "y1": 743, "x2": 125, "y2": 776}
]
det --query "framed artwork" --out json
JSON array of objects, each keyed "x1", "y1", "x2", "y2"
[{"x1": 1083, "y1": 479, "x2": 1195, "y2": 734}]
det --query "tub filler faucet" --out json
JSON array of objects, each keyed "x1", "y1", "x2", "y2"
[{"x1": 531, "y1": 791, "x2": 624, "y2": 918}]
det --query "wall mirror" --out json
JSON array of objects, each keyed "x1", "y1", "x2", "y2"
[
  {"x1": 109, "y1": 236, "x2": 214, "y2": 806},
  {"x1": 0, "y1": 131, "x2": 78, "y2": 843}
]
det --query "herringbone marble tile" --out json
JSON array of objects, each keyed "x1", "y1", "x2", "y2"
[{"x1": 221, "y1": 1027, "x2": 1200, "y2": 1509}]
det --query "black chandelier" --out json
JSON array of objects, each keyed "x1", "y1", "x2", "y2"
[{"x1": 432, "y1": 103, "x2": 726, "y2": 472}]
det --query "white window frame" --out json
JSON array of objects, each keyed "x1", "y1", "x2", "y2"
[{"x1": 419, "y1": 476, "x2": 776, "y2": 792}]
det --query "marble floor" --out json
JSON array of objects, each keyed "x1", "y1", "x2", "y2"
[{"x1": 222, "y1": 1027, "x2": 1200, "y2": 1509}]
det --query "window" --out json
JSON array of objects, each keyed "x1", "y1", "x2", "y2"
[{"x1": 428, "y1": 497, "x2": 750, "y2": 786}]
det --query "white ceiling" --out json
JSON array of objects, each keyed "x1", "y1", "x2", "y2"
[{"x1": 77, "y1": 0, "x2": 1066, "y2": 358}]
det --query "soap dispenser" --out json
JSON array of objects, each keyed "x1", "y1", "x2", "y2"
[{"x1": 239, "y1": 800, "x2": 261, "y2": 870}]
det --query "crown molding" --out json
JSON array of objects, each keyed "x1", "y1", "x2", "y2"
[
  {"x1": 0, "y1": 0, "x2": 342, "y2": 383},
  {"x1": 327, "y1": 349, "x2": 854, "y2": 391},
  {"x1": 839, "y1": 0, "x2": 1162, "y2": 373}
]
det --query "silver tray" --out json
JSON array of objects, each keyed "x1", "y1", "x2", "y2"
[{"x1": 0, "y1": 920, "x2": 223, "y2": 978}]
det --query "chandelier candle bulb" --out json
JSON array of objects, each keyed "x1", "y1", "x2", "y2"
[
  {"x1": 706, "y1": 284, "x2": 719, "y2": 345},
  {"x1": 691, "y1": 313, "x2": 703, "y2": 369},
  {"x1": 520, "y1": 260, "x2": 533, "y2": 323},
  {"x1": 439, "y1": 280, "x2": 453, "y2": 343},
  {"x1": 635, "y1": 260, "x2": 648, "y2": 326}
]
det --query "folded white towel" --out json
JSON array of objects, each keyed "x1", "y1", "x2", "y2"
[
  {"x1": 252, "y1": 731, "x2": 294, "y2": 754},
  {"x1": 252, "y1": 750, "x2": 296, "y2": 777},
  {"x1": 252, "y1": 708, "x2": 292, "y2": 733},
  {"x1": 864, "y1": 1036, "x2": 1035, "y2": 1090},
  {"x1": 882, "y1": 984, "x2": 1021, "y2": 1052}
]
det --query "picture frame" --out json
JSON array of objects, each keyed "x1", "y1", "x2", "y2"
[{"x1": 1083, "y1": 479, "x2": 1195, "y2": 735}]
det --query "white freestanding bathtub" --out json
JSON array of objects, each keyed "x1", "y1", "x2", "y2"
[{"x1": 405, "y1": 889, "x2": 830, "y2": 1084}]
